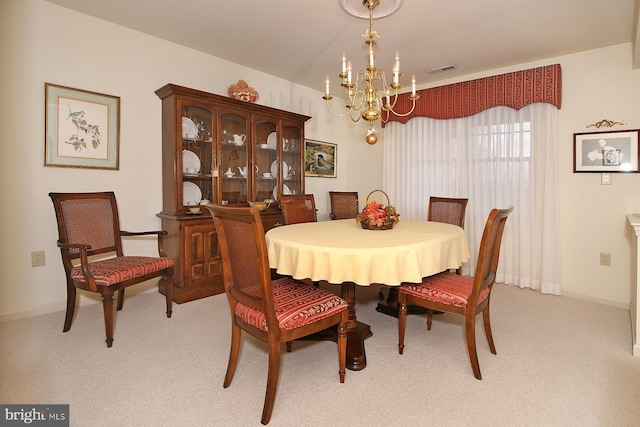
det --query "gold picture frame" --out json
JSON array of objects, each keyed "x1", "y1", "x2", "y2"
[
  {"x1": 45, "y1": 83, "x2": 120, "y2": 169},
  {"x1": 304, "y1": 139, "x2": 337, "y2": 178}
]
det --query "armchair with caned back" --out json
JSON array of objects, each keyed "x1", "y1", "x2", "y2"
[{"x1": 49, "y1": 192, "x2": 174, "y2": 348}]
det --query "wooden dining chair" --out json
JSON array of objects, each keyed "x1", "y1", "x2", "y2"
[
  {"x1": 280, "y1": 194, "x2": 317, "y2": 225},
  {"x1": 429, "y1": 196, "x2": 468, "y2": 274},
  {"x1": 398, "y1": 207, "x2": 513, "y2": 380},
  {"x1": 206, "y1": 204, "x2": 348, "y2": 425},
  {"x1": 378, "y1": 196, "x2": 470, "y2": 314},
  {"x1": 329, "y1": 191, "x2": 359, "y2": 220},
  {"x1": 428, "y1": 196, "x2": 469, "y2": 230},
  {"x1": 49, "y1": 192, "x2": 174, "y2": 348}
]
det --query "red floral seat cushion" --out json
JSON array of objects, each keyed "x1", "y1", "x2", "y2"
[
  {"x1": 400, "y1": 272, "x2": 489, "y2": 307},
  {"x1": 235, "y1": 277, "x2": 347, "y2": 331},
  {"x1": 70, "y1": 256, "x2": 174, "y2": 286}
]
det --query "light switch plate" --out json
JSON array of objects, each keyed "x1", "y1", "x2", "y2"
[{"x1": 601, "y1": 173, "x2": 611, "y2": 185}]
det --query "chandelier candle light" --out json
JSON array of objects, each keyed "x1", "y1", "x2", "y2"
[{"x1": 324, "y1": 0, "x2": 419, "y2": 145}]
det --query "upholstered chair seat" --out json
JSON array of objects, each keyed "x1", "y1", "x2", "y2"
[
  {"x1": 69, "y1": 256, "x2": 174, "y2": 287},
  {"x1": 400, "y1": 273, "x2": 490, "y2": 308},
  {"x1": 234, "y1": 277, "x2": 347, "y2": 331}
]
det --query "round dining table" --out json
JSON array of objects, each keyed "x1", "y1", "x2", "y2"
[{"x1": 265, "y1": 219, "x2": 470, "y2": 370}]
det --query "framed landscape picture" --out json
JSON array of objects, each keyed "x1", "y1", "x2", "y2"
[
  {"x1": 305, "y1": 139, "x2": 337, "y2": 178},
  {"x1": 573, "y1": 129, "x2": 639, "y2": 173},
  {"x1": 45, "y1": 83, "x2": 120, "y2": 169}
]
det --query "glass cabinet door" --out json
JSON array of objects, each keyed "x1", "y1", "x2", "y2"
[
  {"x1": 254, "y1": 117, "x2": 278, "y2": 202},
  {"x1": 219, "y1": 110, "x2": 249, "y2": 205},
  {"x1": 181, "y1": 105, "x2": 214, "y2": 209},
  {"x1": 281, "y1": 121, "x2": 304, "y2": 197}
]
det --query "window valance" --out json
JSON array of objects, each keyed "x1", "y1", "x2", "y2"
[{"x1": 383, "y1": 64, "x2": 561, "y2": 126}]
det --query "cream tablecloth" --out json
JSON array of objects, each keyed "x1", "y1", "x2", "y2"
[{"x1": 265, "y1": 219, "x2": 470, "y2": 286}]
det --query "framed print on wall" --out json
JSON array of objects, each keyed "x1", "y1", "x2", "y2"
[
  {"x1": 573, "y1": 129, "x2": 640, "y2": 173},
  {"x1": 45, "y1": 83, "x2": 120, "y2": 169},
  {"x1": 305, "y1": 139, "x2": 337, "y2": 178}
]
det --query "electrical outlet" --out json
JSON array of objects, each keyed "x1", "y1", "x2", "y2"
[
  {"x1": 600, "y1": 252, "x2": 611, "y2": 266},
  {"x1": 31, "y1": 250, "x2": 45, "y2": 267}
]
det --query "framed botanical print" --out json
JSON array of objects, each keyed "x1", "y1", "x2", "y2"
[{"x1": 45, "y1": 83, "x2": 120, "y2": 169}]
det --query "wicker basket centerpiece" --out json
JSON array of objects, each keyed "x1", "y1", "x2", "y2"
[{"x1": 356, "y1": 190, "x2": 399, "y2": 230}]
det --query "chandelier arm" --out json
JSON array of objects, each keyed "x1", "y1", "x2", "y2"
[
  {"x1": 324, "y1": 98, "x2": 362, "y2": 120},
  {"x1": 381, "y1": 96, "x2": 419, "y2": 120}
]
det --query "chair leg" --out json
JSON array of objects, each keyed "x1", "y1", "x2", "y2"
[
  {"x1": 465, "y1": 315, "x2": 481, "y2": 380},
  {"x1": 337, "y1": 320, "x2": 347, "y2": 383},
  {"x1": 163, "y1": 276, "x2": 173, "y2": 318},
  {"x1": 398, "y1": 298, "x2": 407, "y2": 355},
  {"x1": 426, "y1": 309, "x2": 433, "y2": 330},
  {"x1": 116, "y1": 289, "x2": 125, "y2": 311},
  {"x1": 224, "y1": 322, "x2": 242, "y2": 388},
  {"x1": 261, "y1": 340, "x2": 281, "y2": 425},
  {"x1": 63, "y1": 281, "x2": 76, "y2": 332},
  {"x1": 482, "y1": 305, "x2": 497, "y2": 354},
  {"x1": 286, "y1": 341, "x2": 292, "y2": 352},
  {"x1": 102, "y1": 292, "x2": 115, "y2": 348}
]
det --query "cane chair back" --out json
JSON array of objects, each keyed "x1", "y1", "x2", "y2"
[
  {"x1": 280, "y1": 194, "x2": 317, "y2": 225},
  {"x1": 428, "y1": 197, "x2": 468, "y2": 229},
  {"x1": 329, "y1": 191, "x2": 359, "y2": 220}
]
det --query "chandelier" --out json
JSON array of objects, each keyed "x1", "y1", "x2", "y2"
[{"x1": 323, "y1": 0, "x2": 419, "y2": 144}]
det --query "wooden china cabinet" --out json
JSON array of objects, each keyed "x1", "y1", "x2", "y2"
[{"x1": 155, "y1": 84, "x2": 310, "y2": 303}]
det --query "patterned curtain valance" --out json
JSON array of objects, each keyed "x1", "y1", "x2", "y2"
[{"x1": 383, "y1": 64, "x2": 561, "y2": 126}]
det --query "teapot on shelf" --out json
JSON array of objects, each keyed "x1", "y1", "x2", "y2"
[
  {"x1": 232, "y1": 134, "x2": 246, "y2": 146},
  {"x1": 237, "y1": 165, "x2": 258, "y2": 178}
]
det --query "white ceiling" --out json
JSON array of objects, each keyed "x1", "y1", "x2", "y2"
[{"x1": 45, "y1": 0, "x2": 640, "y2": 91}]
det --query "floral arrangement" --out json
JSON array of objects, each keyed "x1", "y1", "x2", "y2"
[
  {"x1": 356, "y1": 192, "x2": 399, "y2": 230},
  {"x1": 227, "y1": 80, "x2": 259, "y2": 102}
]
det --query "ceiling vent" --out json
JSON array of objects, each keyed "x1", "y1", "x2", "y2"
[{"x1": 425, "y1": 64, "x2": 458, "y2": 75}]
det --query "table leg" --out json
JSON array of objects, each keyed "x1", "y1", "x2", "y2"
[{"x1": 341, "y1": 282, "x2": 372, "y2": 371}]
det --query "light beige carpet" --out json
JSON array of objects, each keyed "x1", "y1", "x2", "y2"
[{"x1": 1, "y1": 284, "x2": 639, "y2": 426}]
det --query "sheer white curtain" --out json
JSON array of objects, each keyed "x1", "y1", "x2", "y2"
[{"x1": 383, "y1": 103, "x2": 561, "y2": 294}]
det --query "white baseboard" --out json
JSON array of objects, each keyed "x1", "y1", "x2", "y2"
[
  {"x1": 561, "y1": 290, "x2": 630, "y2": 310},
  {"x1": 0, "y1": 301, "x2": 69, "y2": 323},
  {"x1": 0, "y1": 283, "x2": 159, "y2": 323}
]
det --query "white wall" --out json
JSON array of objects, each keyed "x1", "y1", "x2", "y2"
[
  {"x1": 1, "y1": 0, "x2": 639, "y2": 320},
  {"x1": 0, "y1": 0, "x2": 382, "y2": 320}
]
